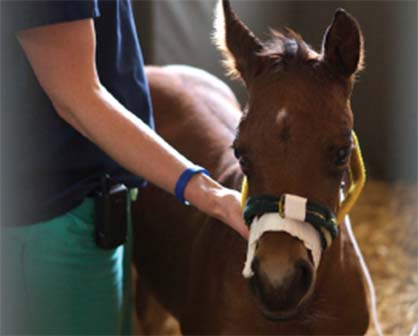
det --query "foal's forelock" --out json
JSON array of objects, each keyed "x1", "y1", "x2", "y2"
[
  {"x1": 213, "y1": 1, "x2": 321, "y2": 84},
  {"x1": 258, "y1": 29, "x2": 320, "y2": 65}
]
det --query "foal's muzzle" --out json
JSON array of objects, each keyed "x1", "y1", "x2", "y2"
[
  {"x1": 249, "y1": 232, "x2": 315, "y2": 320},
  {"x1": 242, "y1": 194, "x2": 338, "y2": 278},
  {"x1": 241, "y1": 194, "x2": 338, "y2": 320}
]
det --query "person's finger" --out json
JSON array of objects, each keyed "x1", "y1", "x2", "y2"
[
  {"x1": 238, "y1": 224, "x2": 249, "y2": 240},
  {"x1": 229, "y1": 209, "x2": 249, "y2": 240},
  {"x1": 229, "y1": 191, "x2": 249, "y2": 240}
]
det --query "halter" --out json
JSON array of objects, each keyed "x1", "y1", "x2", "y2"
[
  {"x1": 243, "y1": 194, "x2": 338, "y2": 250},
  {"x1": 241, "y1": 131, "x2": 366, "y2": 277}
]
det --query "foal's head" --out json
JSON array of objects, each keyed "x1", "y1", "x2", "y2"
[{"x1": 214, "y1": 1, "x2": 364, "y2": 320}]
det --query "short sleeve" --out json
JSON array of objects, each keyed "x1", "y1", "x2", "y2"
[{"x1": 3, "y1": 1, "x2": 100, "y2": 33}]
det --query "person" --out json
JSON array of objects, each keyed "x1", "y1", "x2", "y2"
[{"x1": 0, "y1": 1, "x2": 248, "y2": 334}]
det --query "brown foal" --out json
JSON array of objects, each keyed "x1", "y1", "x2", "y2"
[{"x1": 133, "y1": 1, "x2": 369, "y2": 333}]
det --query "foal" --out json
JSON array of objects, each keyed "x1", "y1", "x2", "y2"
[{"x1": 134, "y1": 1, "x2": 369, "y2": 333}]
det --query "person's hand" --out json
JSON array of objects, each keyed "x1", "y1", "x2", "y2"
[
  {"x1": 184, "y1": 173, "x2": 249, "y2": 240},
  {"x1": 211, "y1": 187, "x2": 249, "y2": 240}
]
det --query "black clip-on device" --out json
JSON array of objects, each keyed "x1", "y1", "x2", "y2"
[{"x1": 94, "y1": 174, "x2": 128, "y2": 250}]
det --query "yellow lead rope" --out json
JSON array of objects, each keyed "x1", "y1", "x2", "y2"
[
  {"x1": 241, "y1": 131, "x2": 366, "y2": 224},
  {"x1": 240, "y1": 175, "x2": 249, "y2": 209},
  {"x1": 337, "y1": 131, "x2": 366, "y2": 223}
]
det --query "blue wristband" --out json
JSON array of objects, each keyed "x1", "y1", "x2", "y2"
[{"x1": 175, "y1": 166, "x2": 210, "y2": 205}]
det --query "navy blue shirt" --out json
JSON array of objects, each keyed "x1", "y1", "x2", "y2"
[{"x1": 1, "y1": 1, "x2": 154, "y2": 226}]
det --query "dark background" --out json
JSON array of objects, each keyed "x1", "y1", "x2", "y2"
[{"x1": 132, "y1": 0, "x2": 417, "y2": 183}]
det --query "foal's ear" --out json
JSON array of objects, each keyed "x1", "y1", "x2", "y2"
[
  {"x1": 213, "y1": 0, "x2": 265, "y2": 85},
  {"x1": 322, "y1": 9, "x2": 364, "y2": 77}
]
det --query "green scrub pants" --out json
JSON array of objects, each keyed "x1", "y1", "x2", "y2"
[{"x1": 0, "y1": 197, "x2": 133, "y2": 335}]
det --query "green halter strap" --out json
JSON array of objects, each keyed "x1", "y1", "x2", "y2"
[{"x1": 243, "y1": 195, "x2": 338, "y2": 249}]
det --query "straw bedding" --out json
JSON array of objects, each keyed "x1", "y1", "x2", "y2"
[{"x1": 351, "y1": 179, "x2": 418, "y2": 335}]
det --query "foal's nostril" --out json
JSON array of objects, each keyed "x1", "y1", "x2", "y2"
[{"x1": 294, "y1": 259, "x2": 314, "y2": 294}]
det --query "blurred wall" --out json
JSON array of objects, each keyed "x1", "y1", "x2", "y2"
[{"x1": 132, "y1": 0, "x2": 417, "y2": 182}]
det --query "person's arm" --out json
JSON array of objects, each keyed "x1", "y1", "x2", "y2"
[{"x1": 17, "y1": 18, "x2": 248, "y2": 239}]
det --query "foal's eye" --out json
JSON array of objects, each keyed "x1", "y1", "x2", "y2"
[
  {"x1": 238, "y1": 156, "x2": 251, "y2": 175},
  {"x1": 335, "y1": 145, "x2": 351, "y2": 166},
  {"x1": 232, "y1": 145, "x2": 251, "y2": 175},
  {"x1": 233, "y1": 147, "x2": 241, "y2": 159}
]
